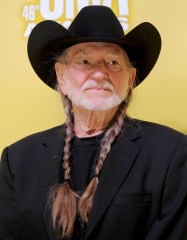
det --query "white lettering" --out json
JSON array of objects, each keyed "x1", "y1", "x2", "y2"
[
  {"x1": 77, "y1": 0, "x2": 89, "y2": 12},
  {"x1": 91, "y1": 0, "x2": 112, "y2": 7},
  {"x1": 22, "y1": 0, "x2": 131, "y2": 38},
  {"x1": 118, "y1": 0, "x2": 129, "y2": 16},
  {"x1": 63, "y1": 20, "x2": 72, "y2": 29},
  {"x1": 40, "y1": 0, "x2": 64, "y2": 20},
  {"x1": 103, "y1": 0, "x2": 112, "y2": 7},
  {"x1": 22, "y1": 5, "x2": 36, "y2": 21},
  {"x1": 92, "y1": 0, "x2": 101, "y2": 4},
  {"x1": 66, "y1": 0, "x2": 74, "y2": 18},
  {"x1": 118, "y1": 17, "x2": 129, "y2": 32},
  {"x1": 24, "y1": 22, "x2": 36, "y2": 37}
]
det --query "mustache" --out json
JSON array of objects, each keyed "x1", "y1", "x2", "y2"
[{"x1": 81, "y1": 80, "x2": 114, "y2": 91}]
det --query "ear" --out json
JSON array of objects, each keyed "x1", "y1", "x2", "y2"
[
  {"x1": 55, "y1": 62, "x2": 67, "y2": 95},
  {"x1": 129, "y1": 67, "x2": 136, "y2": 88},
  {"x1": 125, "y1": 67, "x2": 136, "y2": 98}
]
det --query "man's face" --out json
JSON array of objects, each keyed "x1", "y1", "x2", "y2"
[{"x1": 56, "y1": 42, "x2": 136, "y2": 111}]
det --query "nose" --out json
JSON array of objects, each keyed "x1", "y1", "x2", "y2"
[{"x1": 90, "y1": 60, "x2": 109, "y2": 80}]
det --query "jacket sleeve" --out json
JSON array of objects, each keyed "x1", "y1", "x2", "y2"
[
  {"x1": 0, "y1": 147, "x2": 20, "y2": 240},
  {"x1": 145, "y1": 135, "x2": 187, "y2": 240}
]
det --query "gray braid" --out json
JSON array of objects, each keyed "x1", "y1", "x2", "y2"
[
  {"x1": 63, "y1": 96, "x2": 74, "y2": 180},
  {"x1": 49, "y1": 96, "x2": 79, "y2": 240},
  {"x1": 95, "y1": 101, "x2": 126, "y2": 174}
]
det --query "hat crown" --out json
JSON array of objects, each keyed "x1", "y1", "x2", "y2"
[{"x1": 68, "y1": 6, "x2": 124, "y2": 39}]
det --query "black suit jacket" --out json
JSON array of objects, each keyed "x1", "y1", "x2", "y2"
[{"x1": 0, "y1": 120, "x2": 187, "y2": 240}]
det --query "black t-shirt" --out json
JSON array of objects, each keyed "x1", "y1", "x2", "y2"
[{"x1": 70, "y1": 132, "x2": 105, "y2": 240}]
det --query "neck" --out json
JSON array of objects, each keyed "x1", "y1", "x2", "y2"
[{"x1": 72, "y1": 105, "x2": 119, "y2": 137}]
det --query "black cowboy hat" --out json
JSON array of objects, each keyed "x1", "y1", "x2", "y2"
[{"x1": 27, "y1": 5, "x2": 161, "y2": 89}]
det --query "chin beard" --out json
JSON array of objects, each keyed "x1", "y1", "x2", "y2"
[{"x1": 69, "y1": 94, "x2": 123, "y2": 111}]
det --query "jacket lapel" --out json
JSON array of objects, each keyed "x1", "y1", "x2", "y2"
[
  {"x1": 37, "y1": 126, "x2": 65, "y2": 239},
  {"x1": 86, "y1": 123, "x2": 141, "y2": 239}
]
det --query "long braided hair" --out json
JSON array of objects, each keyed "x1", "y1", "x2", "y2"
[
  {"x1": 49, "y1": 94, "x2": 131, "y2": 239},
  {"x1": 49, "y1": 47, "x2": 134, "y2": 239}
]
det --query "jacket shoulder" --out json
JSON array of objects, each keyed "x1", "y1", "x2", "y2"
[
  {"x1": 132, "y1": 119, "x2": 186, "y2": 145},
  {"x1": 139, "y1": 120, "x2": 184, "y2": 136},
  {"x1": 7, "y1": 124, "x2": 65, "y2": 150}
]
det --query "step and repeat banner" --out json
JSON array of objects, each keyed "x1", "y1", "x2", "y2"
[{"x1": 1, "y1": 0, "x2": 187, "y2": 153}]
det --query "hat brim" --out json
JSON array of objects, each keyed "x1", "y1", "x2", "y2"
[{"x1": 28, "y1": 20, "x2": 161, "y2": 89}]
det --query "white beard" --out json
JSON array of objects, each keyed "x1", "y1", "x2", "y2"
[{"x1": 65, "y1": 79, "x2": 125, "y2": 111}]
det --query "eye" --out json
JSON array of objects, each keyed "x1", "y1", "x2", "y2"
[
  {"x1": 110, "y1": 60, "x2": 119, "y2": 65},
  {"x1": 80, "y1": 59, "x2": 90, "y2": 64},
  {"x1": 106, "y1": 59, "x2": 122, "y2": 71}
]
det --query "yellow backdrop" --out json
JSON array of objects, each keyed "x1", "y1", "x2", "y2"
[{"x1": 1, "y1": 0, "x2": 187, "y2": 154}]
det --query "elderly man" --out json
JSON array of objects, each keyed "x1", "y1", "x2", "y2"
[{"x1": 0, "y1": 5, "x2": 187, "y2": 240}]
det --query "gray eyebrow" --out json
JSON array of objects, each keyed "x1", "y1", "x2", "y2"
[{"x1": 73, "y1": 49, "x2": 123, "y2": 57}]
